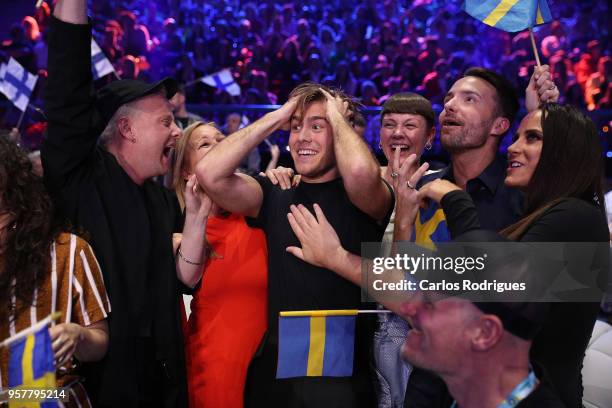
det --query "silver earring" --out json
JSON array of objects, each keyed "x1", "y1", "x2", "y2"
[{"x1": 425, "y1": 142, "x2": 432, "y2": 150}]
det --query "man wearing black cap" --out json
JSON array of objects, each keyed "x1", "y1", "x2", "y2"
[
  {"x1": 399, "y1": 295, "x2": 564, "y2": 408},
  {"x1": 42, "y1": 1, "x2": 209, "y2": 406}
]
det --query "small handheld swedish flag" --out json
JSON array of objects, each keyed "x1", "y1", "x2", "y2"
[
  {"x1": 6, "y1": 318, "x2": 58, "y2": 408},
  {"x1": 276, "y1": 310, "x2": 357, "y2": 379},
  {"x1": 463, "y1": 0, "x2": 552, "y2": 32}
]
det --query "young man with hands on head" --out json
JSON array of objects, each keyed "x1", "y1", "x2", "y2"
[{"x1": 196, "y1": 82, "x2": 394, "y2": 407}]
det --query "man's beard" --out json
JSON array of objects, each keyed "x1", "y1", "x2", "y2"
[{"x1": 440, "y1": 121, "x2": 492, "y2": 153}]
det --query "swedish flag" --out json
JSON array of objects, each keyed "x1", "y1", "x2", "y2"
[
  {"x1": 414, "y1": 200, "x2": 450, "y2": 250},
  {"x1": 8, "y1": 325, "x2": 58, "y2": 408},
  {"x1": 463, "y1": 0, "x2": 552, "y2": 32},
  {"x1": 276, "y1": 310, "x2": 357, "y2": 379}
]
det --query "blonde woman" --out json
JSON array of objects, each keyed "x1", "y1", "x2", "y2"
[{"x1": 173, "y1": 122, "x2": 268, "y2": 408}]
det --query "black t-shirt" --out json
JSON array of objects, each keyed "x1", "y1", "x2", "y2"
[{"x1": 248, "y1": 176, "x2": 390, "y2": 334}]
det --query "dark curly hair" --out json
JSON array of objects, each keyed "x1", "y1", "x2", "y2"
[{"x1": 0, "y1": 134, "x2": 62, "y2": 319}]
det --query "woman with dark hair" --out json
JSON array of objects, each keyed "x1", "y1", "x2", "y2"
[
  {"x1": 418, "y1": 103, "x2": 608, "y2": 407},
  {"x1": 0, "y1": 135, "x2": 110, "y2": 407}
]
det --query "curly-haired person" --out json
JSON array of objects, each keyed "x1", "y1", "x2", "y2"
[{"x1": 0, "y1": 134, "x2": 110, "y2": 407}]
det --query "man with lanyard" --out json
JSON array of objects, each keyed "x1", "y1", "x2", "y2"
[{"x1": 399, "y1": 280, "x2": 565, "y2": 408}]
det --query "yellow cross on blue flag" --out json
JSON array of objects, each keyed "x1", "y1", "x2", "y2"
[
  {"x1": 276, "y1": 310, "x2": 357, "y2": 379},
  {"x1": 463, "y1": 0, "x2": 552, "y2": 32},
  {"x1": 7, "y1": 323, "x2": 58, "y2": 408},
  {"x1": 414, "y1": 200, "x2": 451, "y2": 250}
]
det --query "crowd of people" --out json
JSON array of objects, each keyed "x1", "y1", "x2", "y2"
[
  {"x1": 1, "y1": 1, "x2": 610, "y2": 139},
  {"x1": 0, "y1": 0, "x2": 611, "y2": 408}
]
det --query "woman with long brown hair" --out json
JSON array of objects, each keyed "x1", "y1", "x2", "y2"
[{"x1": 0, "y1": 135, "x2": 110, "y2": 407}]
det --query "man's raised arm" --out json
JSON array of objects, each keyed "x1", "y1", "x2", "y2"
[
  {"x1": 195, "y1": 99, "x2": 297, "y2": 218},
  {"x1": 43, "y1": 0, "x2": 97, "y2": 193},
  {"x1": 323, "y1": 92, "x2": 393, "y2": 221}
]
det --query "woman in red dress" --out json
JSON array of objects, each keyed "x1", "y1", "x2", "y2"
[{"x1": 173, "y1": 122, "x2": 268, "y2": 408}]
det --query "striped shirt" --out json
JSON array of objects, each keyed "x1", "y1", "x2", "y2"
[{"x1": 0, "y1": 233, "x2": 111, "y2": 407}]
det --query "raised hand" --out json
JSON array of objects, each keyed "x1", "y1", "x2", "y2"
[
  {"x1": 526, "y1": 64, "x2": 560, "y2": 112},
  {"x1": 391, "y1": 148, "x2": 429, "y2": 240},
  {"x1": 275, "y1": 97, "x2": 299, "y2": 131},
  {"x1": 320, "y1": 88, "x2": 351, "y2": 123},
  {"x1": 184, "y1": 174, "x2": 213, "y2": 219}
]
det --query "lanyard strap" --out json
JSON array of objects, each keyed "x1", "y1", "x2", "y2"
[{"x1": 450, "y1": 370, "x2": 538, "y2": 408}]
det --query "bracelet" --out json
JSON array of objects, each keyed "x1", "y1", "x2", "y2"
[{"x1": 177, "y1": 246, "x2": 203, "y2": 266}]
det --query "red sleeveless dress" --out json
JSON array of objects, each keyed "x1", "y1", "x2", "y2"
[{"x1": 184, "y1": 213, "x2": 268, "y2": 408}]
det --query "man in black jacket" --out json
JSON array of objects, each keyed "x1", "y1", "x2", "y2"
[{"x1": 43, "y1": 1, "x2": 209, "y2": 406}]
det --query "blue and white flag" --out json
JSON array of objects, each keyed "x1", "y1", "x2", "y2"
[
  {"x1": 0, "y1": 58, "x2": 38, "y2": 112},
  {"x1": 240, "y1": 114, "x2": 250, "y2": 129},
  {"x1": 201, "y1": 69, "x2": 241, "y2": 96},
  {"x1": 463, "y1": 0, "x2": 552, "y2": 32},
  {"x1": 0, "y1": 62, "x2": 7, "y2": 95},
  {"x1": 91, "y1": 39, "x2": 115, "y2": 80}
]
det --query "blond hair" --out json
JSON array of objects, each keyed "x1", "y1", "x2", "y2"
[
  {"x1": 172, "y1": 121, "x2": 219, "y2": 209},
  {"x1": 288, "y1": 82, "x2": 360, "y2": 123}
]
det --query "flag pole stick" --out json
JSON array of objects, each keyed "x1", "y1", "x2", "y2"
[
  {"x1": 35, "y1": 0, "x2": 43, "y2": 9},
  {"x1": 0, "y1": 312, "x2": 62, "y2": 349},
  {"x1": 357, "y1": 310, "x2": 392, "y2": 314},
  {"x1": 528, "y1": 27, "x2": 542, "y2": 67},
  {"x1": 185, "y1": 76, "x2": 206, "y2": 88},
  {"x1": 16, "y1": 108, "x2": 27, "y2": 130},
  {"x1": 280, "y1": 309, "x2": 393, "y2": 317}
]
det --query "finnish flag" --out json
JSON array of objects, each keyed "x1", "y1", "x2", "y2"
[
  {"x1": 0, "y1": 58, "x2": 38, "y2": 112},
  {"x1": 91, "y1": 39, "x2": 115, "y2": 80},
  {"x1": 201, "y1": 69, "x2": 241, "y2": 96},
  {"x1": 0, "y1": 63, "x2": 6, "y2": 95},
  {"x1": 240, "y1": 114, "x2": 249, "y2": 129}
]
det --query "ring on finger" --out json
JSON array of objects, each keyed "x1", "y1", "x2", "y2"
[
  {"x1": 548, "y1": 84, "x2": 556, "y2": 90},
  {"x1": 391, "y1": 171, "x2": 399, "y2": 178},
  {"x1": 407, "y1": 180, "x2": 416, "y2": 189}
]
